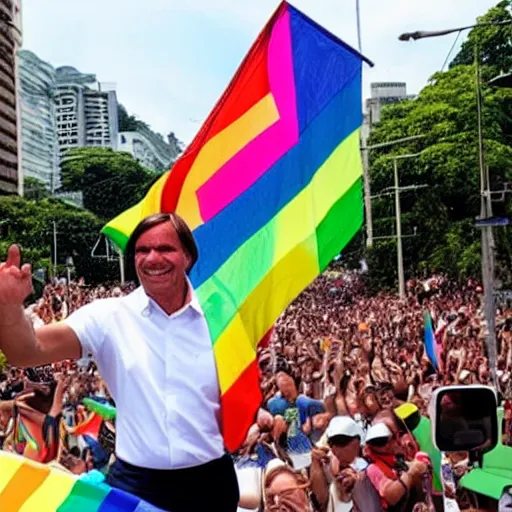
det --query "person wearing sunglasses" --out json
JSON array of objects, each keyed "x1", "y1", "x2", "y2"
[
  {"x1": 365, "y1": 423, "x2": 428, "y2": 511},
  {"x1": 310, "y1": 416, "x2": 380, "y2": 511}
]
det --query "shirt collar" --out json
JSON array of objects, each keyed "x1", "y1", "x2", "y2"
[{"x1": 135, "y1": 278, "x2": 204, "y2": 318}]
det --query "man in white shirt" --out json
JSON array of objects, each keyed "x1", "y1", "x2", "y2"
[{"x1": 0, "y1": 212, "x2": 239, "y2": 512}]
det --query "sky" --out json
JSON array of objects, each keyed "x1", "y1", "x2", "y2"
[{"x1": 22, "y1": 0, "x2": 497, "y2": 144}]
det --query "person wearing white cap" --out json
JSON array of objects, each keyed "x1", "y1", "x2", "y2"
[
  {"x1": 310, "y1": 416, "x2": 375, "y2": 512},
  {"x1": 365, "y1": 422, "x2": 428, "y2": 510}
]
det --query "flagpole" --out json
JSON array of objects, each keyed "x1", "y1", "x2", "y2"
[{"x1": 355, "y1": 0, "x2": 362, "y2": 52}]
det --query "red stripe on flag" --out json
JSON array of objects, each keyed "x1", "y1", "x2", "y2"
[
  {"x1": 160, "y1": 3, "x2": 288, "y2": 213},
  {"x1": 221, "y1": 359, "x2": 262, "y2": 452}
]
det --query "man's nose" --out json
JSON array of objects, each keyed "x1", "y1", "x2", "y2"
[{"x1": 145, "y1": 249, "x2": 162, "y2": 262}]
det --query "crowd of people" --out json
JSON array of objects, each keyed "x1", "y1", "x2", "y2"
[{"x1": 0, "y1": 272, "x2": 509, "y2": 511}]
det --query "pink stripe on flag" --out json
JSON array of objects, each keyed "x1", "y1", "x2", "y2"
[{"x1": 196, "y1": 8, "x2": 299, "y2": 221}]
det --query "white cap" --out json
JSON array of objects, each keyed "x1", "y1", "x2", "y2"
[
  {"x1": 365, "y1": 423, "x2": 393, "y2": 443},
  {"x1": 326, "y1": 416, "x2": 363, "y2": 440}
]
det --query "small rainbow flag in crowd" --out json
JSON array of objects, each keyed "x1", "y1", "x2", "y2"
[
  {"x1": 424, "y1": 311, "x2": 440, "y2": 371},
  {"x1": 0, "y1": 451, "x2": 164, "y2": 511},
  {"x1": 103, "y1": 1, "x2": 369, "y2": 450}
]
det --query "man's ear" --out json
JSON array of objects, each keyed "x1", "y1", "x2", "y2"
[{"x1": 184, "y1": 253, "x2": 192, "y2": 273}]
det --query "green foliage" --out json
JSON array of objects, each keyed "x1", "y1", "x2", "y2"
[
  {"x1": 0, "y1": 196, "x2": 119, "y2": 285},
  {"x1": 117, "y1": 104, "x2": 149, "y2": 132},
  {"x1": 24, "y1": 177, "x2": 51, "y2": 201},
  {"x1": 450, "y1": 0, "x2": 512, "y2": 72},
  {"x1": 365, "y1": 3, "x2": 512, "y2": 290},
  {"x1": 59, "y1": 147, "x2": 158, "y2": 221}
]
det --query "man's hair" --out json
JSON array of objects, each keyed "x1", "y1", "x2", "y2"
[{"x1": 126, "y1": 213, "x2": 199, "y2": 274}]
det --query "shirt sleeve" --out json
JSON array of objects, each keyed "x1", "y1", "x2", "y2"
[
  {"x1": 366, "y1": 464, "x2": 394, "y2": 497},
  {"x1": 64, "y1": 300, "x2": 110, "y2": 359},
  {"x1": 267, "y1": 397, "x2": 284, "y2": 416}
]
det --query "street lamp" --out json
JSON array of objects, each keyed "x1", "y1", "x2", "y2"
[
  {"x1": 489, "y1": 72, "x2": 512, "y2": 88},
  {"x1": 398, "y1": 20, "x2": 512, "y2": 41},
  {"x1": 398, "y1": 19, "x2": 512, "y2": 386}
]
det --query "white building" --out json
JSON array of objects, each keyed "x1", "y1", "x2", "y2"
[
  {"x1": 18, "y1": 50, "x2": 59, "y2": 191},
  {"x1": 55, "y1": 66, "x2": 118, "y2": 162},
  {"x1": 364, "y1": 82, "x2": 414, "y2": 130},
  {"x1": 118, "y1": 129, "x2": 181, "y2": 172}
]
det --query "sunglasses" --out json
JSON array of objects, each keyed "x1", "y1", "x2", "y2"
[{"x1": 366, "y1": 436, "x2": 392, "y2": 448}]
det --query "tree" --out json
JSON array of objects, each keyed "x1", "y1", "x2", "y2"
[
  {"x1": 118, "y1": 104, "x2": 150, "y2": 132},
  {"x1": 364, "y1": 6, "x2": 512, "y2": 289},
  {"x1": 0, "y1": 196, "x2": 119, "y2": 285},
  {"x1": 24, "y1": 177, "x2": 51, "y2": 201},
  {"x1": 59, "y1": 147, "x2": 158, "y2": 221},
  {"x1": 450, "y1": 0, "x2": 512, "y2": 72}
]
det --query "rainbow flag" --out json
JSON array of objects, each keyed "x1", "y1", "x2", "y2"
[
  {"x1": 103, "y1": 1, "x2": 368, "y2": 450},
  {"x1": 424, "y1": 311, "x2": 440, "y2": 371},
  {"x1": 0, "y1": 451, "x2": 164, "y2": 511}
]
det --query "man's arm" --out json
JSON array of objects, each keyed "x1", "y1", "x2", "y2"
[
  {"x1": 0, "y1": 305, "x2": 81, "y2": 367},
  {"x1": 0, "y1": 245, "x2": 82, "y2": 367}
]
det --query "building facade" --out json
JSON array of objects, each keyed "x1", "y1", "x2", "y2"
[
  {"x1": 118, "y1": 128, "x2": 181, "y2": 172},
  {"x1": 0, "y1": 0, "x2": 21, "y2": 194},
  {"x1": 55, "y1": 66, "x2": 118, "y2": 162},
  {"x1": 365, "y1": 82, "x2": 413, "y2": 128},
  {"x1": 18, "y1": 49, "x2": 59, "y2": 191}
]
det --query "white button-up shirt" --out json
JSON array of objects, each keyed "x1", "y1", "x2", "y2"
[{"x1": 65, "y1": 286, "x2": 225, "y2": 469}]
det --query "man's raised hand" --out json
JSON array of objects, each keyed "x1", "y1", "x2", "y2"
[{"x1": 0, "y1": 245, "x2": 33, "y2": 305}]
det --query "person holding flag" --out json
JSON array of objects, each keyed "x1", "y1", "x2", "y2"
[{"x1": 0, "y1": 213, "x2": 239, "y2": 512}]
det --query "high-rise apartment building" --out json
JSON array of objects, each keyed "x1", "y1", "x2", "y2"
[
  {"x1": 18, "y1": 49, "x2": 59, "y2": 191},
  {"x1": 0, "y1": 0, "x2": 21, "y2": 194},
  {"x1": 118, "y1": 129, "x2": 182, "y2": 172},
  {"x1": 54, "y1": 66, "x2": 118, "y2": 162}
]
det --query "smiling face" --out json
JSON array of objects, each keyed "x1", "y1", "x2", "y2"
[
  {"x1": 134, "y1": 221, "x2": 191, "y2": 300},
  {"x1": 276, "y1": 371, "x2": 298, "y2": 402}
]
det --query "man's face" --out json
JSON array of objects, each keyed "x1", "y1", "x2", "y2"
[
  {"x1": 378, "y1": 389, "x2": 394, "y2": 408},
  {"x1": 276, "y1": 371, "x2": 297, "y2": 401},
  {"x1": 135, "y1": 221, "x2": 191, "y2": 298},
  {"x1": 331, "y1": 437, "x2": 360, "y2": 465}
]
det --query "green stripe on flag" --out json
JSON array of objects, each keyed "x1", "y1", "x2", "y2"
[{"x1": 316, "y1": 177, "x2": 363, "y2": 270}]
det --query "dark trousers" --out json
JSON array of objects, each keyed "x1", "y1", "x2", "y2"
[{"x1": 106, "y1": 453, "x2": 239, "y2": 512}]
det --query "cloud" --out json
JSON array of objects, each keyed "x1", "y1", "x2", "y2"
[{"x1": 21, "y1": 0, "x2": 497, "y2": 143}]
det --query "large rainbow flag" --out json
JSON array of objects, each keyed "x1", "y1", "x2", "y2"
[
  {"x1": 103, "y1": 1, "x2": 369, "y2": 451},
  {"x1": 0, "y1": 451, "x2": 164, "y2": 511}
]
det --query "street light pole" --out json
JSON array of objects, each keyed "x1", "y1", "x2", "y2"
[
  {"x1": 388, "y1": 152, "x2": 423, "y2": 299},
  {"x1": 362, "y1": 134, "x2": 426, "y2": 248},
  {"x1": 362, "y1": 148, "x2": 373, "y2": 247},
  {"x1": 394, "y1": 159, "x2": 405, "y2": 299},
  {"x1": 397, "y1": 19, "x2": 512, "y2": 387},
  {"x1": 53, "y1": 220, "x2": 58, "y2": 279}
]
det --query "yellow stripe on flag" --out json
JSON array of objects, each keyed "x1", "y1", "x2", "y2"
[
  {"x1": 176, "y1": 93, "x2": 279, "y2": 229},
  {"x1": 19, "y1": 469, "x2": 76, "y2": 512},
  {"x1": 0, "y1": 461, "x2": 50, "y2": 512},
  {"x1": 0, "y1": 453, "x2": 23, "y2": 493},
  {"x1": 214, "y1": 238, "x2": 318, "y2": 393}
]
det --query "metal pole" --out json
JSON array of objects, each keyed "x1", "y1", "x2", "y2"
[
  {"x1": 362, "y1": 147, "x2": 373, "y2": 247},
  {"x1": 53, "y1": 220, "x2": 58, "y2": 279},
  {"x1": 361, "y1": 135, "x2": 426, "y2": 249},
  {"x1": 475, "y1": 44, "x2": 497, "y2": 385},
  {"x1": 118, "y1": 249, "x2": 125, "y2": 285},
  {"x1": 394, "y1": 159, "x2": 405, "y2": 299},
  {"x1": 355, "y1": 0, "x2": 363, "y2": 53}
]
